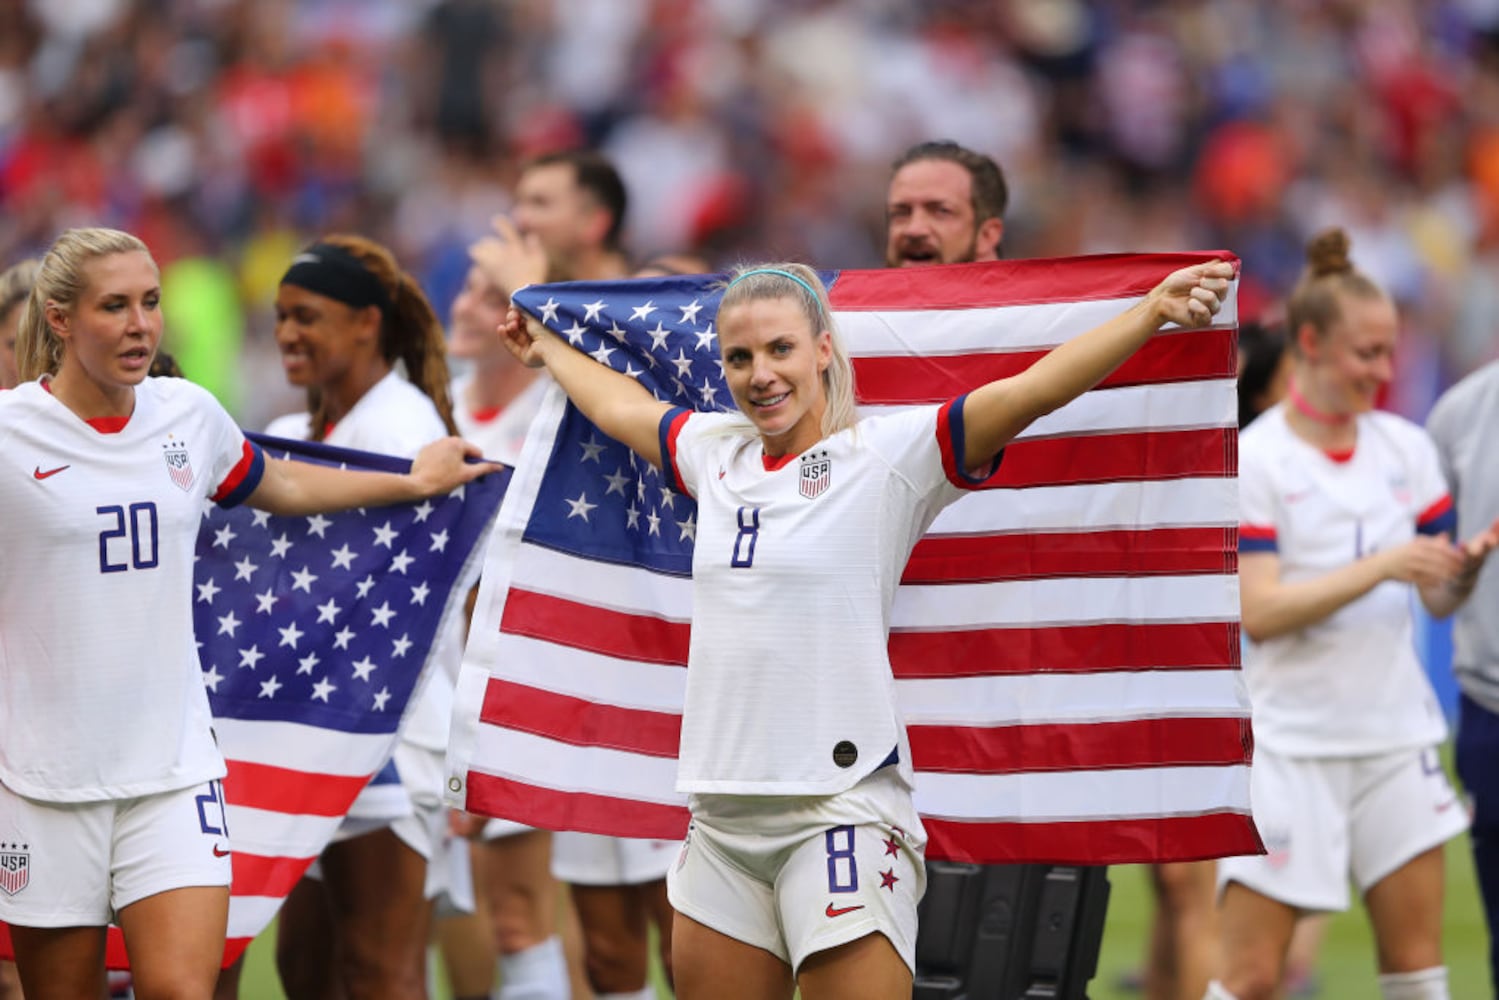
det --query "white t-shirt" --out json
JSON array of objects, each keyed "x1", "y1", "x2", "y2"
[
  {"x1": 450, "y1": 373, "x2": 550, "y2": 467},
  {"x1": 1238, "y1": 405, "x2": 1454, "y2": 756},
  {"x1": 0, "y1": 377, "x2": 264, "y2": 802},
  {"x1": 265, "y1": 371, "x2": 458, "y2": 752},
  {"x1": 662, "y1": 398, "x2": 995, "y2": 795}
]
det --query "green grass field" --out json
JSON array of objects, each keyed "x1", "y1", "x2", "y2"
[{"x1": 238, "y1": 752, "x2": 1492, "y2": 999}]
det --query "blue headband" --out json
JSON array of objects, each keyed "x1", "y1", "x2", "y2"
[{"x1": 726, "y1": 267, "x2": 822, "y2": 305}]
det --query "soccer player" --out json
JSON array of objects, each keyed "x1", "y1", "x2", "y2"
[
  {"x1": 261, "y1": 234, "x2": 470, "y2": 1000},
  {"x1": 502, "y1": 257, "x2": 1231, "y2": 1000},
  {"x1": 1427, "y1": 354, "x2": 1499, "y2": 994},
  {"x1": 884, "y1": 140, "x2": 1006, "y2": 268},
  {"x1": 0, "y1": 227, "x2": 493, "y2": 1000},
  {"x1": 0, "y1": 259, "x2": 39, "y2": 390},
  {"x1": 1211, "y1": 229, "x2": 1499, "y2": 1000}
]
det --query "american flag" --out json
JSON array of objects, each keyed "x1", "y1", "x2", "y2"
[
  {"x1": 445, "y1": 253, "x2": 1262, "y2": 865},
  {"x1": 0, "y1": 435, "x2": 508, "y2": 968}
]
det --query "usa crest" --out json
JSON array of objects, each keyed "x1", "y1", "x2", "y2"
[
  {"x1": 0, "y1": 843, "x2": 29, "y2": 896},
  {"x1": 799, "y1": 450, "x2": 830, "y2": 500},
  {"x1": 163, "y1": 439, "x2": 195, "y2": 492}
]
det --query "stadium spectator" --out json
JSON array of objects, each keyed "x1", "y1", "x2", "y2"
[
  {"x1": 0, "y1": 259, "x2": 39, "y2": 389},
  {"x1": 884, "y1": 140, "x2": 1006, "y2": 267}
]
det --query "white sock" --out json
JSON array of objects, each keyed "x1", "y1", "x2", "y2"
[
  {"x1": 1378, "y1": 967, "x2": 1449, "y2": 1000},
  {"x1": 596, "y1": 989, "x2": 656, "y2": 1000},
  {"x1": 1204, "y1": 982, "x2": 1240, "y2": 1000},
  {"x1": 497, "y1": 936, "x2": 569, "y2": 1000}
]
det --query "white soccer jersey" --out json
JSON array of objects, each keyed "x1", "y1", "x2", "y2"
[
  {"x1": 451, "y1": 373, "x2": 550, "y2": 467},
  {"x1": 265, "y1": 371, "x2": 458, "y2": 752},
  {"x1": 662, "y1": 398, "x2": 995, "y2": 795},
  {"x1": 1238, "y1": 405, "x2": 1454, "y2": 756},
  {"x1": 0, "y1": 377, "x2": 263, "y2": 801}
]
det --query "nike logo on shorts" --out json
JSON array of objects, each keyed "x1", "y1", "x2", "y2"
[
  {"x1": 825, "y1": 903, "x2": 864, "y2": 918},
  {"x1": 33, "y1": 465, "x2": 70, "y2": 480}
]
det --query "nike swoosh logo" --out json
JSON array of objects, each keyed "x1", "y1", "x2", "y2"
[
  {"x1": 33, "y1": 465, "x2": 70, "y2": 480},
  {"x1": 825, "y1": 903, "x2": 865, "y2": 918},
  {"x1": 212, "y1": 845, "x2": 231, "y2": 857}
]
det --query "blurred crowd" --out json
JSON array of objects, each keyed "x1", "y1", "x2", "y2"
[{"x1": 4, "y1": 0, "x2": 1499, "y2": 426}]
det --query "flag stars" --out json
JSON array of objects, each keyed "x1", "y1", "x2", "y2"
[
  {"x1": 332, "y1": 626, "x2": 356, "y2": 651},
  {"x1": 233, "y1": 556, "x2": 259, "y2": 582},
  {"x1": 647, "y1": 510, "x2": 661, "y2": 536},
  {"x1": 258, "y1": 676, "x2": 283, "y2": 699},
  {"x1": 373, "y1": 687, "x2": 392, "y2": 711},
  {"x1": 356, "y1": 576, "x2": 377, "y2": 599},
  {"x1": 330, "y1": 544, "x2": 357, "y2": 570},
  {"x1": 305, "y1": 514, "x2": 332, "y2": 538},
  {"x1": 413, "y1": 501, "x2": 434, "y2": 523},
  {"x1": 217, "y1": 611, "x2": 242, "y2": 637},
  {"x1": 563, "y1": 321, "x2": 588, "y2": 346},
  {"x1": 351, "y1": 656, "x2": 377, "y2": 681},
  {"x1": 255, "y1": 589, "x2": 277, "y2": 614},
  {"x1": 277, "y1": 621, "x2": 305, "y2": 649},
  {"x1": 580, "y1": 436, "x2": 606, "y2": 463},
  {"x1": 677, "y1": 513, "x2": 697, "y2": 542},
  {"x1": 566, "y1": 492, "x2": 597, "y2": 522},
  {"x1": 213, "y1": 524, "x2": 237, "y2": 549},
  {"x1": 630, "y1": 300, "x2": 658, "y2": 323},
  {"x1": 679, "y1": 299, "x2": 703, "y2": 324},
  {"x1": 659, "y1": 487, "x2": 676, "y2": 510},
  {"x1": 604, "y1": 468, "x2": 631, "y2": 497},
  {"x1": 607, "y1": 321, "x2": 629, "y2": 344},
  {"x1": 410, "y1": 582, "x2": 431, "y2": 606},
  {"x1": 316, "y1": 598, "x2": 342, "y2": 624},
  {"x1": 251, "y1": 509, "x2": 272, "y2": 528},
  {"x1": 625, "y1": 504, "x2": 641, "y2": 530},
  {"x1": 583, "y1": 299, "x2": 607, "y2": 322},
  {"x1": 372, "y1": 522, "x2": 398, "y2": 548},
  {"x1": 429, "y1": 529, "x2": 449, "y2": 553},
  {"x1": 238, "y1": 645, "x2": 266, "y2": 670},
  {"x1": 269, "y1": 533, "x2": 293, "y2": 558},
  {"x1": 197, "y1": 578, "x2": 221, "y2": 604},
  {"x1": 370, "y1": 602, "x2": 397, "y2": 628},
  {"x1": 647, "y1": 321, "x2": 671, "y2": 351},
  {"x1": 590, "y1": 342, "x2": 616, "y2": 366},
  {"x1": 391, "y1": 634, "x2": 413, "y2": 658},
  {"x1": 297, "y1": 653, "x2": 321, "y2": 676},
  {"x1": 203, "y1": 665, "x2": 224, "y2": 692},
  {"x1": 622, "y1": 361, "x2": 642, "y2": 380},
  {"x1": 698, "y1": 379, "x2": 719, "y2": 407},
  {"x1": 539, "y1": 297, "x2": 561, "y2": 324},
  {"x1": 290, "y1": 566, "x2": 318, "y2": 593},
  {"x1": 670, "y1": 349, "x2": 693, "y2": 378},
  {"x1": 311, "y1": 678, "x2": 337, "y2": 703},
  {"x1": 694, "y1": 324, "x2": 716, "y2": 352},
  {"x1": 390, "y1": 549, "x2": 415, "y2": 574}
]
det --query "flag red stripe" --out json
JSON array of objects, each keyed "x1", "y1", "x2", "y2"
[
  {"x1": 904, "y1": 527, "x2": 1237, "y2": 583},
  {"x1": 989, "y1": 428, "x2": 1234, "y2": 488},
  {"x1": 908, "y1": 717, "x2": 1252, "y2": 773},
  {"x1": 465, "y1": 771, "x2": 691, "y2": 840},
  {"x1": 828, "y1": 252, "x2": 1237, "y2": 311},
  {"x1": 231, "y1": 852, "x2": 316, "y2": 899},
  {"x1": 501, "y1": 588, "x2": 690, "y2": 666},
  {"x1": 854, "y1": 329, "x2": 1237, "y2": 404},
  {"x1": 480, "y1": 678, "x2": 682, "y2": 758},
  {"x1": 224, "y1": 761, "x2": 368, "y2": 817},
  {"x1": 889, "y1": 621, "x2": 1239, "y2": 678},
  {"x1": 923, "y1": 811, "x2": 1263, "y2": 865}
]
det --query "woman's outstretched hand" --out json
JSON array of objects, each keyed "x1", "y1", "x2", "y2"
[
  {"x1": 500, "y1": 305, "x2": 553, "y2": 369},
  {"x1": 1148, "y1": 260, "x2": 1235, "y2": 329},
  {"x1": 409, "y1": 437, "x2": 503, "y2": 496}
]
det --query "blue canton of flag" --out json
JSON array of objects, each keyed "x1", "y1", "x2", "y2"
[
  {"x1": 195, "y1": 434, "x2": 505, "y2": 731},
  {"x1": 513, "y1": 275, "x2": 800, "y2": 574}
]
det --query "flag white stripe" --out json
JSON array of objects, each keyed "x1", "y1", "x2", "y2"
[
  {"x1": 891, "y1": 574, "x2": 1239, "y2": 629},
  {"x1": 495, "y1": 633, "x2": 687, "y2": 710},
  {"x1": 225, "y1": 803, "x2": 345, "y2": 856},
  {"x1": 840, "y1": 302, "x2": 1238, "y2": 354},
  {"x1": 895, "y1": 670, "x2": 1249, "y2": 726},
  {"x1": 214, "y1": 717, "x2": 392, "y2": 775},
  {"x1": 913, "y1": 764, "x2": 1252, "y2": 821},
  {"x1": 470, "y1": 728, "x2": 684, "y2": 804},
  {"x1": 927, "y1": 478, "x2": 1238, "y2": 534}
]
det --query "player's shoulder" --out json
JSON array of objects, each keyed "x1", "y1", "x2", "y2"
[
  {"x1": 140, "y1": 374, "x2": 221, "y2": 416},
  {"x1": 1430, "y1": 360, "x2": 1499, "y2": 426},
  {"x1": 1362, "y1": 408, "x2": 1434, "y2": 456}
]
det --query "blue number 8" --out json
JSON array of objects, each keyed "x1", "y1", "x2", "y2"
[
  {"x1": 825, "y1": 825, "x2": 859, "y2": 893},
  {"x1": 730, "y1": 506, "x2": 759, "y2": 568}
]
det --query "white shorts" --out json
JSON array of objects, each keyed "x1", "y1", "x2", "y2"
[
  {"x1": 552, "y1": 832, "x2": 678, "y2": 886},
  {"x1": 0, "y1": 778, "x2": 232, "y2": 927},
  {"x1": 1218, "y1": 745, "x2": 1469, "y2": 912},
  {"x1": 666, "y1": 767, "x2": 925, "y2": 975}
]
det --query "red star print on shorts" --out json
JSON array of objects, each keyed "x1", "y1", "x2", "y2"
[
  {"x1": 880, "y1": 868, "x2": 899, "y2": 891},
  {"x1": 883, "y1": 835, "x2": 900, "y2": 857}
]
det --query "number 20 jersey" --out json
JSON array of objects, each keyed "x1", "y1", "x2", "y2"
[
  {"x1": 0, "y1": 377, "x2": 263, "y2": 802},
  {"x1": 661, "y1": 398, "x2": 994, "y2": 797}
]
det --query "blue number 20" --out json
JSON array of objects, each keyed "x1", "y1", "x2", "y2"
[{"x1": 97, "y1": 502, "x2": 159, "y2": 573}]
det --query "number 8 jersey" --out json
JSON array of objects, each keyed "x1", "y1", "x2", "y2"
[
  {"x1": 0, "y1": 377, "x2": 264, "y2": 802},
  {"x1": 660, "y1": 396, "x2": 998, "y2": 797}
]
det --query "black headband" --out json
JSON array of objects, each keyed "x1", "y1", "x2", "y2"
[{"x1": 280, "y1": 243, "x2": 390, "y2": 312}]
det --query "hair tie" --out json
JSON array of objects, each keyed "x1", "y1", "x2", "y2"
[
  {"x1": 280, "y1": 243, "x2": 391, "y2": 313},
  {"x1": 727, "y1": 267, "x2": 823, "y2": 305}
]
